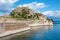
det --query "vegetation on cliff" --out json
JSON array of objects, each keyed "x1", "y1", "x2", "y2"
[{"x1": 10, "y1": 7, "x2": 44, "y2": 20}]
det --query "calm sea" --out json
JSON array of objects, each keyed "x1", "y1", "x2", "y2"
[{"x1": 0, "y1": 23, "x2": 60, "y2": 40}]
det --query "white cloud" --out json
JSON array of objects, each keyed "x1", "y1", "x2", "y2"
[
  {"x1": 18, "y1": 2, "x2": 46, "y2": 12},
  {"x1": 0, "y1": 0, "x2": 19, "y2": 12},
  {"x1": 42, "y1": 10, "x2": 60, "y2": 17},
  {"x1": 0, "y1": 0, "x2": 18, "y2": 4}
]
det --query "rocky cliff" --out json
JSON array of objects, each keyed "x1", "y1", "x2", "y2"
[{"x1": 10, "y1": 7, "x2": 53, "y2": 24}]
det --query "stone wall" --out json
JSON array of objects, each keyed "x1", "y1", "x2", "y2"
[
  {"x1": 5, "y1": 23, "x2": 29, "y2": 31},
  {"x1": 0, "y1": 22, "x2": 29, "y2": 33}
]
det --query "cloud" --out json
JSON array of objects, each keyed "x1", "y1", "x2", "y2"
[
  {"x1": 0, "y1": 0, "x2": 18, "y2": 4},
  {"x1": 18, "y1": 2, "x2": 46, "y2": 12},
  {"x1": 0, "y1": 0, "x2": 19, "y2": 12},
  {"x1": 42, "y1": 10, "x2": 60, "y2": 17}
]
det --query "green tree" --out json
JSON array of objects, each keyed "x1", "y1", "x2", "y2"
[{"x1": 10, "y1": 11, "x2": 15, "y2": 18}]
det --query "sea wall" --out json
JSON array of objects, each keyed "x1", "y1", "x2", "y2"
[
  {"x1": 0, "y1": 21, "x2": 30, "y2": 37},
  {"x1": 28, "y1": 20, "x2": 53, "y2": 26},
  {"x1": 0, "y1": 20, "x2": 53, "y2": 32},
  {"x1": 0, "y1": 20, "x2": 53, "y2": 37},
  {"x1": 0, "y1": 21, "x2": 29, "y2": 33}
]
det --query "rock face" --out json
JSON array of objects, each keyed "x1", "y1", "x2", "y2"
[
  {"x1": 10, "y1": 7, "x2": 53, "y2": 24},
  {"x1": 10, "y1": 7, "x2": 46, "y2": 20},
  {"x1": 12, "y1": 7, "x2": 34, "y2": 14},
  {"x1": 10, "y1": 7, "x2": 35, "y2": 20}
]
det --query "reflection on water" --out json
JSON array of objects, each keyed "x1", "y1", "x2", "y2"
[{"x1": 0, "y1": 25, "x2": 54, "y2": 40}]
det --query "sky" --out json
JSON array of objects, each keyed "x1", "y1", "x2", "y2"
[{"x1": 0, "y1": 0, "x2": 60, "y2": 21}]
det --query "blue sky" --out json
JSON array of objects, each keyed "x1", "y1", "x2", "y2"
[
  {"x1": 0, "y1": 0, "x2": 60, "y2": 21},
  {"x1": 15, "y1": 0, "x2": 60, "y2": 11}
]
